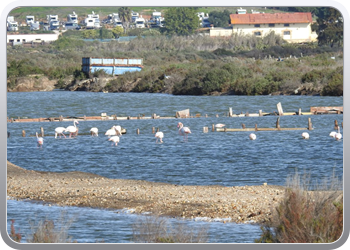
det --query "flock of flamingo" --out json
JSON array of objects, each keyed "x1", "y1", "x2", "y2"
[{"x1": 35, "y1": 120, "x2": 342, "y2": 148}]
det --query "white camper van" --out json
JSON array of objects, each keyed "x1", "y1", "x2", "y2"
[
  {"x1": 26, "y1": 15, "x2": 35, "y2": 25},
  {"x1": 84, "y1": 11, "x2": 100, "y2": 29},
  {"x1": 135, "y1": 16, "x2": 146, "y2": 28},
  {"x1": 67, "y1": 11, "x2": 78, "y2": 23},
  {"x1": 7, "y1": 16, "x2": 18, "y2": 31}
]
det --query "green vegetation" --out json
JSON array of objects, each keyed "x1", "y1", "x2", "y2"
[
  {"x1": 7, "y1": 33, "x2": 343, "y2": 95},
  {"x1": 6, "y1": 7, "x2": 343, "y2": 96},
  {"x1": 255, "y1": 172, "x2": 343, "y2": 243},
  {"x1": 164, "y1": 8, "x2": 200, "y2": 35}
]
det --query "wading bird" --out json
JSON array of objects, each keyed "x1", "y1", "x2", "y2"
[
  {"x1": 54, "y1": 127, "x2": 67, "y2": 139},
  {"x1": 249, "y1": 133, "x2": 257, "y2": 140},
  {"x1": 329, "y1": 131, "x2": 337, "y2": 138},
  {"x1": 335, "y1": 126, "x2": 342, "y2": 141},
  {"x1": 177, "y1": 122, "x2": 191, "y2": 141},
  {"x1": 105, "y1": 125, "x2": 122, "y2": 137},
  {"x1": 302, "y1": 132, "x2": 310, "y2": 139},
  {"x1": 108, "y1": 136, "x2": 120, "y2": 146},
  {"x1": 36, "y1": 132, "x2": 43, "y2": 148},
  {"x1": 155, "y1": 131, "x2": 164, "y2": 143},
  {"x1": 90, "y1": 127, "x2": 98, "y2": 137},
  {"x1": 66, "y1": 120, "x2": 79, "y2": 138}
]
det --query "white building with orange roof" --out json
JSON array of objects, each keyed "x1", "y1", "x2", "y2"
[{"x1": 210, "y1": 11, "x2": 318, "y2": 43}]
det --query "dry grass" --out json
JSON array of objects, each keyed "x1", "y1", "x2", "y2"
[
  {"x1": 132, "y1": 215, "x2": 209, "y2": 243},
  {"x1": 255, "y1": 171, "x2": 343, "y2": 243}
]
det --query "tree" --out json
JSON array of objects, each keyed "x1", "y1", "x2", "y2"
[
  {"x1": 312, "y1": 7, "x2": 343, "y2": 47},
  {"x1": 208, "y1": 10, "x2": 231, "y2": 27},
  {"x1": 118, "y1": 7, "x2": 132, "y2": 33},
  {"x1": 111, "y1": 26, "x2": 124, "y2": 38},
  {"x1": 164, "y1": 7, "x2": 199, "y2": 35}
]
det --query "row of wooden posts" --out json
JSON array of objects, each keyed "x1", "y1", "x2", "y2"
[{"x1": 9, "y1": 118, "x2": 343, "y2": 138}]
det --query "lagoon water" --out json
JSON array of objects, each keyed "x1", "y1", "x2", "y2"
[{"x1": 6, "y1": 91, "x2": 343, "y2": 243}]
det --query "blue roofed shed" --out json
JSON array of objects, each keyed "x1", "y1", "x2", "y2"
[{"x1": 82, "y1": 57, "x2": 143, "y2": 76}]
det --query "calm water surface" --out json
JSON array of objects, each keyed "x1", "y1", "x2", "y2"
[{"x1": 6, "y1": 91, "x2": 343, "y2": 243}]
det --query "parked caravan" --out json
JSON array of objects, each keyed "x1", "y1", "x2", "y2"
[
  {"x1": 7, "y1": 16, "x2": 18, "y2": 31},
  {"x1": 67, "y1": 12, "x2": 78, "y2": 23},
  {"x1": 49, "y1": 20, "x2": 60, "y2": 30},
  {"x1": 135, "y1": 16, "x2": 146, "y2": 28},
  {"x1": 131, "y1": 12, "x2": 139, "y2": 22},
  {"x1": 7, "y1": 21, "x2": 18, "y2": 32},
  {"x1": 47, "y1": 15, "x2": 58, "y2": 23},
  {"x1": 30, "y1": 21, "x2": 40, "y2": 31},
  {"x1": 149, "y1": 11, "x2": 164, "y2": 27},
  {"x1": 84, "y1": 11, "x2": 100, "y2": 29},
  {"x1": 26, "y1": 15, "x2": 35, "y2": 25},
  {"x1": 64, "y1": 22, "x2": 81, "y2": 30}
]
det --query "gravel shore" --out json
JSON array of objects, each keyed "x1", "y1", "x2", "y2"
[{"x1": 7, "y1": 161, "x2": 286, "y2": 224}]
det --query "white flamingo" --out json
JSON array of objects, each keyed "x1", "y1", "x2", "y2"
[
  {"x1": 335, "y1": 126, "x2": 342, "y2": 141},
  {"x1": 36, "y1": 132, "x2": 44, "y2": 148},
  {"x1": 105, "y1": 125, "x2": 122, "y2": 137},
  {"x1": 249, "y1": 133, "x2": 257, "y2": 140},
  {"x1": 329, "y1": 131, "x2": 337, "y2": 138},
  {"x1": 177, "y1": 122, "x2": 191, "y2": 141},
  {"x1": 302, "y1": 132, "x2": 310, "y2": 139},
  {"x1": 90, "y1": 127, "x2": 98, "y2": 137},
  {"x1": 108, "y1": 136, "x2": 120, "y2": 146},
  {"x1": 66, "y1": 120, "x2": 79, "y2": 138},
  {"x1": 155, "y1": 131, "x2": 164, "y2": 143},
  {"x1": 55, "y1": 127, "x2": 67, "y2": 139}
]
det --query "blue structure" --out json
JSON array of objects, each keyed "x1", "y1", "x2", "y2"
[{"x1": 82, "y1": 57, "x2": 143, "y2": 76}]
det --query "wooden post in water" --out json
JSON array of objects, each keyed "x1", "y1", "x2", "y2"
[
  {"x1": 84, "y1": 115, "x2": 87, "y2": 121},
  {"x1": 212, "y1": 124, "x2": 215, "y2": 132},
  {"x1": 203, "y1": 127, "x2": 208, "y2": 133},
  {"x1": 298, "y1": 108, "x2": 302, "y2": 116},
  {"x1": 334, "y1": 120, "x2": 339, "y2": 130},
  {"x1": 22, "y1": 130, "x2": 26, "y2": 137},
  {"x1": 136, "y1": 129, "x2": 140, "y2": 135},
  {"x1": 40, "y1": 127, "x2": 44, "y2": 137},
  {"x1": 276, "y1": 117, "x2": 280, "y2": 130},
  {"x1": 308, "y1": 118, "x2": 313, "y2": 130},
  {"x1": 152, "y1": 127, "x2": 155, "y2": 134},
  {"x1": 229, "y1": 108, "x2": 233, "y2": 117},
  {"x1": 59, "y1": 115, "x2": 63, "y2": 122},
  {"x1": 242, "y1": 123, "x2": 246, "y2": 129},
  {"x1": 259, "y1": 110, "x2": 263, "y2": 117},
  {"x1": 255, "y1": 124, "x2": 258, "y2": 131}
]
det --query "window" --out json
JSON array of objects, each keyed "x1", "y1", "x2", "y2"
[
  {"x1": 254, "y1": 24, "x2": 260, "y2": 27},
  {"x1": 284, "y1": 23, "x2": 290, "y2": 27},
  {"x1": 284, "y1": 31, "x2": 291, "y2": 35},
  {"x1": 268, "y1": 24, "x2": 275, "y2": 27},
  {"x1": 254, "y1": 31, "x2": 262, "y2": 36}
]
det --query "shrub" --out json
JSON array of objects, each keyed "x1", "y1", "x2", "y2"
[
  {"x1": 255, "y1": 172, "x2": 343, "y2": 243},
  {"x1": 27, "y1": 211, "x2": 77, "y2": 243}
]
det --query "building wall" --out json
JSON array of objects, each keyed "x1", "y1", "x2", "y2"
[
  {"x1": 232, "y1": 23, "x2": 317, "y2": 43},
  {"x1": 209, "y1": 28, "x2": 233, "y2": 37},
  {"x1": 7, "y1": 33, "x2": 59, "y2": 43},
  {"x1": 210, "y1": 23, "x2": 317, "y2": 43}
]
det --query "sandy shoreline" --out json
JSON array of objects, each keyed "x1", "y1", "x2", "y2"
[{"x1": 7, "y1": 161, "x2": 286, "y2": 224}]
